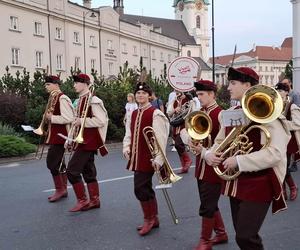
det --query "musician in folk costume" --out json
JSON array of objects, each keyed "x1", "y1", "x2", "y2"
[
  {"x1": 275, "y1": 82, "x2": 298, "y2": 201},
  {"x1": 189, "y1": 80, "x2": 228, "y2": 249},
  {"x1": 123, "y1": 79, "x2": 169, "y2": 236},
  {"x1": 167, "y1": 91, "x2": 197, "y2": 173},
  {"x1": 67, "y1": 73, "x2": 108, "y2": 212},
  {"x1": 43, "y1": 75, "x2": 74, "y2": 202},
  {"x1": 205, "y1": 67, "x2": 290, "y2": 249}
]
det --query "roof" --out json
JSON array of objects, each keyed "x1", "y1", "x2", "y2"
[
  {"x1": 281, "y1": 37, "x2": 292, "y2": 48},
  {"x1": 210, "y1": 45, "x2": 292, "y2": 66},
  {"x1": 193, "y1": 57, "x2": 211, "y2": 71},
  {"x1": 173, "y1": 0, "x2": 210, "y2": 7},
  {"x1": 120, "y1": 14, "x2": 197, "y2": 45}
]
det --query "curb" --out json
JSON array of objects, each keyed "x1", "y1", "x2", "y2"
[{"x1": 0, "y1": 142, "x2": 123, "y2": 165}]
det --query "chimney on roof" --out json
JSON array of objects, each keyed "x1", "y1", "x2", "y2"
[
  {"x1": 83, "y1": 0, "x2": 92, "y2": 9},
  {"x1": 113, "y1": 0, "x2": 124, "y2": 15}
]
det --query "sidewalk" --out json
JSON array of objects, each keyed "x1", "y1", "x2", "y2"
[{"x1": 0, "y1": 142, "x2": 123, "y2": 165}]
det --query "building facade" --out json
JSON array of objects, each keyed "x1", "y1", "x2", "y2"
[
  {"x1": 0, "y1": 0, "x2": 211, "y2": 80},
  {"x1": 211, "y1": 40, "x2": 292, "y2": 86}
]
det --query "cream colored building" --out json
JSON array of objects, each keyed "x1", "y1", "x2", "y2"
[
  {"x1": 291, "y1": 0, "x2": 300, "y2": 92},
  {"x1": 0, "y1": 0, "x2": 211, "y2": 80}
]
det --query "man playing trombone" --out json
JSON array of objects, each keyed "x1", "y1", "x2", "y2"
[
  {"x1": 67, "y1": 73, "x2": 108, "y2": 212},
  {"x1": 188, "y1": 80, "x2": 228, "y2": 249},
  {"x1": 43, "y1": 75, "x2": 74, "y2": 202},
  {"x1": 205, "y1": 67, "x2": 290, "y2": 250},
  {"x1": 123, "y1": 81, "x2": 170, "y2": 236}
]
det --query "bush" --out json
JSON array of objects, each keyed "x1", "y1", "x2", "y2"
[
  {"x1": 0, "y1": 135, "x2": 36, "y2": 158},
  {"x1": 0, "y1": 123, "x2": 21, "y2": 136}
]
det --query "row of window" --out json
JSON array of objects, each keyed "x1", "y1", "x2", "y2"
[
  {"x1": 10, "y1": 16, "x2": 174, "y2": 61},
  {"x1": 9, "y1": 16, "x2": 97, "y2": 46},
  {"x1": 10, "y1": 48, "x2": 97, "y2": 71}
]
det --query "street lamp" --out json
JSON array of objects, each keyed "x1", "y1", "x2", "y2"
[{"x1": 83, "y1": 11, "x2": 97, "y2": 73}]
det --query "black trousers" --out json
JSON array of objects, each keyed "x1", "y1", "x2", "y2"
[
  {"x1": 230, "y1": 197, "x2": 270, "y2": 250},
  {"x1": 134, "y1": 171, "x2": 155, "y2": 202},
  {"x1": 67, "y1": 150, "x2": 97, "y2": 185},
  {"x1": 174, "y1": 134, "x2": 186, "y2": 156},
  {"x1": 197, "y1": 180, "x2": 222, "y2": 218},
  {"x1": 46, "y1": 144, "x2": 65, "y2": 176}
]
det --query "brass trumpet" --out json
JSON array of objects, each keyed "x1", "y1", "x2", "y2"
[
  {"x1": 212, "y1": 85, "x2": 283, "y2": 181},
  {"x1": 143, "y1": 126, "x2": 181, "y2": 224}
]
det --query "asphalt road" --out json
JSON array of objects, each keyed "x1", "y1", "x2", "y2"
[{"x1": 0, "y1": 148, "x2": 299, "y2": 250}]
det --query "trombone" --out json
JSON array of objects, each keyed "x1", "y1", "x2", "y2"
[
  {"x1": 33, "y1": 90, "x2": 60, "y2": 159},
  {"x1": 143, "y1": 126, "x2": 181, "y2": 224},
  {"x1": 58, "y1": 84, "x2": 95, "y2": 173}
]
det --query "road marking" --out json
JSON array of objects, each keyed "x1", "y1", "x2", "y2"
[
  {"x1": 42, "y1": 165, "x2": 195, "y2": 193},
  {"x1": 0, "y1": 163, "x2": 21, "y2": 168}
]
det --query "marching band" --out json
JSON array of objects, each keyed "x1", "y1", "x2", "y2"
[{"x1": 32, "y1": 64, "x2": 299, "y2": 250}]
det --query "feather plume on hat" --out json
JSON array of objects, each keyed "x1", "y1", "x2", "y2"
[{"x1": 134, "y1": 69, "x2": 152, "y2": 95}]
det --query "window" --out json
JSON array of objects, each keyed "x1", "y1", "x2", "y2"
[
  {"x1": 74, "y1": 32, "x2": 80, "y2": 43},
  {"x1": 109, "y1": 62, "x2": 113, "y2": 75},
  {"x1": 35, "y1": 51, "x2": 43, "y2": 68},
  {"x1": 75, "y1": 57, "x2": 80, "y2": 69},
  {"x1": 143, "y1": 48, "x2": 147, "y2": 57},
  {"x1": 55, "y1": 27, "x2": 62, "y2": 40},
  {"x1": 91, "y1": 59, "x2": 96, "y2": 69},
  {"x1": 152, "y1": 50, "x2": 156, "y2": 60},
  {"x1": 133, "y1": 46, "x2": 137, "y2": 55},
  {"x1": 34, "y1": 22, "x2": 42, "y2": 35},
  {"x1": 160, "y1": 52, "x2": 164, "y2": 61},
  {"x1": 10, "y1": 16, "x2": 19, "y2": 30},
  {"x1": 122, "y1": 43, "x2": 127, "y2": 53},
  {"x1": 56, "y1": 54, "x2": 63, "y2": 70},
  {"x1": 152, "y1": 68, "x2": 156, "y2": 75},
  {"x1": 187, "y1": 50, "x2": 191, "y2": 57},
  {"x1": 107, "y1": 40, "x2": 112, "y2": 50},
  {"x1": 196, "y1": 16, "x2": 201, "y2": 29},
  {"x1": 90, "y1": 35, "x2": 95, "y2": 46},
  {"x1": 265, "y1": 66, "x2": 268, "y2": 72},
  {"x1": 11, "y1": 48, "x2": 20, "y2": 65}
]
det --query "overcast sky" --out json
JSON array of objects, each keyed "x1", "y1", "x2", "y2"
[{"x1": 72, "y1": 0, "x2": 293, "y2": 56}]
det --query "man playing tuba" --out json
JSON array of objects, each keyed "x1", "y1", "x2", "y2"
[
  {"x1": 43, "y1": 75, "x2": 74, "y2": 202},
  {"x1": 188, "y1": 80, "x2": 228, "y2": 249},
  {"x1": 205, "y1": 67, "x2": 290, "y2": 250},
  {"x1": 67, "y1": 73, "x2": 108, "y2": 212},
  {"x1": 123, "y1": 81, "x2": 170, "y2": 236}
]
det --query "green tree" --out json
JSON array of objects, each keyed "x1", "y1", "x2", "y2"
[{"x1": 284, "y1": 59, "x2": 293, "y2": 82}]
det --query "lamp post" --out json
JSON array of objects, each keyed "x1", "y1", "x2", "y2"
[
  {"x1": 83, "y1": 11, "x2": 96, "y2": 73},
  {"x1": 211, "y1": 0, "x2": 215, "y2": 84}
]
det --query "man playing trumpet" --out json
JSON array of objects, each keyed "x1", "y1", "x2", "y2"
[
  {"x1": 67, "y1": 73, "x2": 108, "y2": 212},
  {"x1": 205, "y1": 67, "x2": 290, "y2": 250},
  {"x1": 43, "y1": 75, "x2": 74, "y2": 202},
  {"x1": 189, "y1": 80, "x2": 228, "y2": 249},
  {"x1": 123, "y1": 81, "x2": 169, "y2": 236}
]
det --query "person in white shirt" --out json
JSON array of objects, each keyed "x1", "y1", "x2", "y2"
[{"x1": 124, "y1": 93, "x2": 138, "y2": 125}]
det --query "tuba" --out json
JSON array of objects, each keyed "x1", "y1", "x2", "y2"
[
  {"x1": 169, "y1": 92, "x2": 194, "y2": 127},
  {"x1": 212, "y1": 85, "x2": 283, "y2": 181},
  {"x1": 143, "y1": 126, "x2": 181, "y2": 224}
]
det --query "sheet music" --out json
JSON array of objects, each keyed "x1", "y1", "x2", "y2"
[
  {"x1": 221, "y1": 109, "x2": 249, "y2": 127},
  {"x1": 21, "y1": 125, "x2": 35, "y2": 131}
]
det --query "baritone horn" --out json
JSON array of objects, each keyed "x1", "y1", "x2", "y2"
[
  {"x1": 185, "y1": 111, "x2": 213, "y2": 153},
  {"x1": 143, "y1": 126, "x2": 181, "y2": 224},
  {"x1": 212, "y1": 84, "x2": 283, "y2": 181}
]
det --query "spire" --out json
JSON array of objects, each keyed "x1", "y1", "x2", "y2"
[{"x1": 113, "y1": 0, "x2": 124, "y2": 15}]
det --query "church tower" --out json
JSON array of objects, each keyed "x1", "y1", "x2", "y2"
[
  {"x1": 113, "y1": 0, "x2": 124, "y2": 15},
  {"x1": 173, "y1": 0, "x2": 210, "y2": 61}
]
